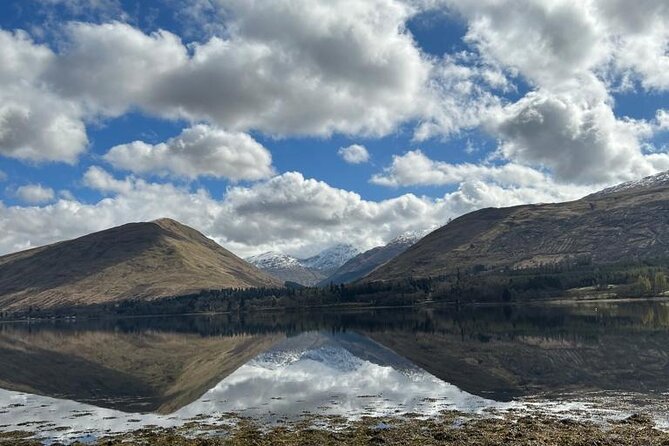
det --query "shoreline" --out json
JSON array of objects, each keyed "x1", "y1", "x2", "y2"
[
  {"x1": 2, "y1": 294, "x2": 668, "y2": 325},
  {"x1": 2, "y1": 410, "x2": 668, "y2": 446}
]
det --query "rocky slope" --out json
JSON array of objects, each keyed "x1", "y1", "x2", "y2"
[
  {"x1": 0, "y1": 218, "x2": 281, "y2": 310},
  {"x1": 366, "y1": 172, "x2": 669, "y2": 282},
  {"x1": 319, "y1": 232, "x2": 426, "y2": 285}
]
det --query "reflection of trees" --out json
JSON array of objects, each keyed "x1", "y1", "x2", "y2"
[
  {"x1": 5, "y1": 300, "x2": 669, "y2": 341},
  {"x1": 2, "y1": 300, "x2": 669, "y2": 405}
]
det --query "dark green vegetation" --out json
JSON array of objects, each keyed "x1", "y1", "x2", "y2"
[
  {"x1": 5, "y1": 253, "x2": 667, "y2": 320},
  {"x1": 2, "y1": 413, "x2": 668, "y2": 445}
]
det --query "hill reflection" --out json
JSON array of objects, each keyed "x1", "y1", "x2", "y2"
[{"x1": 0, "y1": 300, "x2": 668, "y2": 415}]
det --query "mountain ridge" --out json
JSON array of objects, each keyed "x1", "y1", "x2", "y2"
[
  {"x1": 246, "y1": 243, "x2": 359, "y2": 286},
  {"x1": 0, "y1": 218, "x2": 281, "y2": 310},
  {"x1": 318, "y1": 231, "x2": 428, "y2": 286},
  {"x1": 365, "y1": 171, "x2": 669, "y2": 283}
]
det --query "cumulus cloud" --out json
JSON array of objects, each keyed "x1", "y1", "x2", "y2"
[
  {"x1": 0, "y1": 30, "x2": 87, "y2": 163},
  {"x1": 15, "y1": 184, "x2": 56, "y2": 204},
  {"x1": 104, "y1": 124, "x2": 274, "y2": 181},
  {"x1": 83, "y1": 166, "x2": 133, "y2": 194},
  {"x1": 491, "y1": 89, "x2": 664, "y2": 184},
  {"x1": 413, "y1": 52, "x2": 506, "y2": 141},
  {"x1": 371, "y1": 149, "x2": 547, "y2": 187},
  {"x1": 656, "y1": 110, "x2": 669, "y2": 131},
  {"x1": 0, "y1": 0, "x2": 440, "y2": 164},
  {"x1": 0, "y1": 168, "x2": 596, "y2": 258},
  {"x1": 427, "y1": 0, "x2": 669, "y2": 184},
  {"x1": 41, "y1": 1, "x2": 432, "y2": 137},
  {"x1": 338, "y1": 144, "x2": 370, "y2": 164}
]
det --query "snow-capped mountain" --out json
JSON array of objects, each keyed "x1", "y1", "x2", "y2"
[
  {"x1": 319, "y1": 231, "x2": 430, "y2": 286},
  {"x1": 253, "y1": 346, "x2": 364, "y2": 373},
  {"x1": 386, "y1": 229, "x2": 432, "y2": 247},
  {"x1": 250, "y1": 331, "x2": 419, "y2": 374},
  {"x1": 245, "y1": 251, "x2": 302, "y2": 270},
  {"x1": 590, "y1": 170, "x2": 669, "y2": 198},
  {"x1": 246, "y1": 244, "x2": 360, "y2": 286},
  {"x1": 300, "y1": 243, "x2": 360, "y2": 273}
]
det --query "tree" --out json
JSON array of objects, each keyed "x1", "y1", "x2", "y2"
[
  {"x1": 636, "y1": 274, "x2": 652, "y2": 296},
  {"x1": 653, "y1": 271, "x2": 667, "y2": 295}
]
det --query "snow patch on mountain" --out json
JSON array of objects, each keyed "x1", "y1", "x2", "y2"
[
  {"x1": 253, "y1": 346, "x2": 364, "y2": 373},
  {"x1": 246, "y1": 251, "x2": 301, "y2": 269},
  {"x1": 387, "y1": 228, "x2": 432, "y2": 247},
  {"x1": 300, "y1": 244, "x2": 360, "y2": 272},
  {"x1": 590, "y1": 171, "x2": 669, "y2": 197},
  {"x1": 247, "y1": 244, "x2": 359, "y2": 274}
]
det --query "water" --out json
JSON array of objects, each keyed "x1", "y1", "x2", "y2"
[{"x1": 1, "y1": 300, "x2": 669, "y2": 443}]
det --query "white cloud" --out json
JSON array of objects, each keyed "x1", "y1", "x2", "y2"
[
  {"x1": 426, "y1": 0, "x2": 669, "y2": 184},
  {"x1": 0, "y1": 1, "x2": 438, "y2": 164},
  {"x1": 413, "y1": 52, "x2": 506, "y2": 141},
  {"x1": 491, "y1": 88, "x2": 664, "y2": 184},
  {"x1": 371, "y1": 149, "x2": 548, "y2": 187},
  {"x1": 338, "y1": 144, "x2": 370, "y2": 164},
  {"x1": 0, "y1": 168, "x2": 597, "y2": 259},
  {"x1": 46, "y1": 22, "x2": 189, "y2": 117},
  {"x1": 656, "y1": 110, "x2": 669, "y2": 131},
  {"x1": 0, "y1": 171, "x2": 6, "y2": 182},
  {"x1": 15, "y1": 184, "x2": 55, "y2": 204},
  {"x1": 34, "y1": 0, "x2": 127, "y2": 22},
  {"x1": 0, "y1": 30, "x2": 87, "y2": 163},
  {"x1": 42, "y1": 1, "x2": 431, "y2": 137},
  {"x1": 104, "y1": 124, "x2": 274, "y2": 181},
  {"x1": 83, "y1": 166, "x2": 133, "y2": 195},
  {"x1": 450, "y1": 0, "x2": 608, "y2": 89}
]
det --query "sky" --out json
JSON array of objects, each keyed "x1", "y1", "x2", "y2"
[{"x1": 0, "y1": 0, "x2": 668, "y2": 258}]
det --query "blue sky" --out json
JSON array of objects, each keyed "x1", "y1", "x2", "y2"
[{"x1": 0, "y1": 0, "x2": 668, "y2": 257}]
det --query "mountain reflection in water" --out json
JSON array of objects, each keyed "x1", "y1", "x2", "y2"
[{"x1": 1, "y1": 300, "x2": 669, "y2": 441}]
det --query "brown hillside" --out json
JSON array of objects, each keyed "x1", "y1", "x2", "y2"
[
  {"x1": 366, "y1": 179, "x2": 669, "y2": 282},
  {"x1": 0, "y1": 218, "x2": 281, "y2": 310}
]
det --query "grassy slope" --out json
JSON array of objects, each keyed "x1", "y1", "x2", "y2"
[
  {"x1": 367, "y1": 186, "x2": 669, "y2": 282},
  {"x1": 0, "y1": 218, "x2": 282, "y2": 310}
]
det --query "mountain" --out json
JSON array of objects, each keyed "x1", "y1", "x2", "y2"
[
  {"x1": 247, "y1": 243, "x2": 359, "y2": 286},
  {"x1": 319, "y1": 231, "x2": 426, "y2": 286},
  {"x1": 0, "y1": 325, "x2": 283, "y2": 413},
  {"x1": 366, "y1": 171, "x2": 669, "y2": 283},
  {"x1": 245, "y1": 251, "x2": 327, "y2": 286},
  {"x1": 300, "y1": 244, "x2": 360, "y2": 274},
  {"x1": 0, "y1": 218, "x2": 281, "y2": 310}
]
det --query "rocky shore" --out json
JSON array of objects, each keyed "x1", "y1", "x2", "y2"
[{"x1": 2, "y1": 411, "x2": 667, "y2": 446}]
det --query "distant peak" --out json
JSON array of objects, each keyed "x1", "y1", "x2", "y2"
[
  {"x1": 152, "y1": 217, "x2": 181, "y2": 226},
  {"x1": 151, "y1": 217, "x2": 192, "y2": 233},
  {"x1": 590, "y1": 170, "x2": 669, "y2": 198},
  {"x1": 388, "y1": 229, "x2": 431, "y2": 246}
]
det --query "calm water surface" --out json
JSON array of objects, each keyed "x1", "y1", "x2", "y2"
[{"x1": 1, "y1": 300, "x2": 669, "y2": 442}]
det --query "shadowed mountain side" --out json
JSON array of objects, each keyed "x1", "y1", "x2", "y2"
[
  {"x1": 366, "y1": 181, "x2": 669, "y2": 282},
  {"x1": 365, "y1": 304, "x2": 669, "y2": 400},
  {"x1": 0, "y1": 218, "x2": 281, "y2": 310},
  {"x1": 0, "y1": 327, "x2": 284, "y2": 413},
  {"x1": 318, "y1": 236, "x2": 421, "y2": 286}
]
